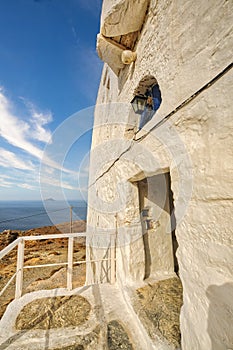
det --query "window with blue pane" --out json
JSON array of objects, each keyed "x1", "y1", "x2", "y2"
[{"x1": 131, "y1": 83, "x2": 162, "y2": 130}]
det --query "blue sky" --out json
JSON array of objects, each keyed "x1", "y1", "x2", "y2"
[{"x1": 0, "y1": 0, "x2": 103, "y2": 201}]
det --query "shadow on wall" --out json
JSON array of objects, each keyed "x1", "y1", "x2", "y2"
[{"x1": 207, "y1": 282, "x2": 233, "y2": 350}]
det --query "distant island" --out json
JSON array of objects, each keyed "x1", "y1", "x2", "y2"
[{"x1": 44, "y1": 198, "x2": 55, "y2": 202}]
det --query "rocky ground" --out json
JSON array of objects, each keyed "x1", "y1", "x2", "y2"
[
  {"x1": 0, "y1": 226, "x2": 182, "y2": 349},
  {"x1": 136, "y1": 277, "x2": 183, "y2": 349},
  {"x1": 16, "y1": 295, "x2": 91, "y2": 330},
  {"x1": 14, "y1": 296, "x2": 134, "y2": 350},
  {"x1": 107, "y1": 320, "x2": 133, "y2": 350},
  {"x1": 0, "y1": 221, "x2": 86, "y2": 319}
]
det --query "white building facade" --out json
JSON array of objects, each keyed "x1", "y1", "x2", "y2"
[{"x1": 86, "y1": 1, "x2": 233, "y2": 349}]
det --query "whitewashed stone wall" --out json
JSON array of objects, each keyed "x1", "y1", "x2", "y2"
[{"x1": 86, "y1": 0, "x2": 233, "y2": 349}]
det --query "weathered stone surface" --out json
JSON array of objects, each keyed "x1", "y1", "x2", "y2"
[
  {"x1": 52, "y1": 345, "x2": 84, "y2": 350},
  {"x1": 87, "y1": 0, "x2": 233, "y2": 349},
  {"x1": 101, "y1": 0, "x2": 149, "y2": 37},
  {"x1": 97, "y1": 34, "x2": 125, "y2": 76},
  {"x1": 98, "y1": 1, "x2": 149, "y2": 75},
  {"x1": 25, "y1": 265, "x2": 86, "y2": 293},
  {"x1": 15, "y1": 295, "x2": 91, "y2": 330},
  {"x1": 107, "y1": 320, "x2": 133, "y2": 350},
  {"x1": 121, "y1": 50, "x2": 137, "y2": 64},
  {"x1": 112, "y1": 31, "x2": 139, "y2": 50},
  {"x1": 136, "y1": 277, "x2": 183, "y2": 349}
]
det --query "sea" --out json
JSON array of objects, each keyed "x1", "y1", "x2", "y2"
[{"x1": 0, "y1": 200, "x2": 87, "y2": 232}]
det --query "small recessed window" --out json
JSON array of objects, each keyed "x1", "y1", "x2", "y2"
[
  {"x1": 141, "y1": 208, "x2": 150, "y2": 217},
  {"x1": 131, "y1": 80, "x2": 162, "y2": 130},
  {"x1": 139, "y1": 84, "x2": 162, "y2": 129}
]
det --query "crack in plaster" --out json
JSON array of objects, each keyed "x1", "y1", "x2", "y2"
[
  {"x1": 89, "y1": 61, "x2": 233, "y2": 186},
  {"x1": 135, "y1": 61, "x2": 233, "y2": 142},
  {"x1": 88, "y1": 141, "x2": 134, "y2": 189}
]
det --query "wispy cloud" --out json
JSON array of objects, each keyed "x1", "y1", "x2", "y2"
[
  {"x1": 0, "y1": 88, "x2": 74, "y2": 174},
  {"x1": 21, "y1": 98, "x2": 53, "y2": 143},
  {"x1": 0, "y1": 87, "x2": 86, "y2": 198},
  {"x1": 0, "y1": 148, "x2": 34, "y2": 170},
  {"x1": 77, "y1": 47, "x2": 103, "y2": 104},
  {"x1": 0, "y1": 88, "x2": 48, "y2": 159},
  {"x1": 17, "y1": 183, "x2": 37, "y2": 190},
  {"x1": 0, "y1": 170, "x2": 38, "y2": 190},
  {"x1": 40, "y1": 175, "x2": 77, "y2": 190},
  {"x1": 0, "y1": 179, "x2": 13, "y2": 188},
  {"x1": 71, "y1": 24, "x2": 79, "y2": 46}
]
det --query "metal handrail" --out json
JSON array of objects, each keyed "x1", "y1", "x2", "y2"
[
  {"x1": 0, "y1": 232, "x2": 116, "y2": 300},
  {"x1": 23, "y1": 232, "x2": 86, "y2": 240},
  {"x1": 0, "y1": 272, "x2": 17, "y2": 298},
  {"x1": 0, "y1": 237, "x2": 22, "y2": 259}
]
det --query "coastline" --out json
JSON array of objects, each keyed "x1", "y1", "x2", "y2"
[
  {"x1": 0, "y1": 200, "x2": 87, "y2": 232},
  {"x1": 0, "y1": 220, "x2": 86, "y2": 250}
]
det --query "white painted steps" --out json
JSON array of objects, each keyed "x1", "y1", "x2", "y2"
[{"x1": 0, "y1": 283, "x2": 171, "y2": 350}]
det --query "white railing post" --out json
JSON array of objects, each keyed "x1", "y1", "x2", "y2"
[
  {"x1": 110, "y1": 235, "x2": 116, "y2": 284},
  {"x1": 67, "y1": 236, "x2": 74, "y2": 290},
  {"x1": 15, "y1": 239, "x2": 25, "y2": 299}
]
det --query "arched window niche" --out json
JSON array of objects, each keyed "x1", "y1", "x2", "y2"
[{"x1": 131, "y1": 75, "x2": 162, "y2": 130}]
